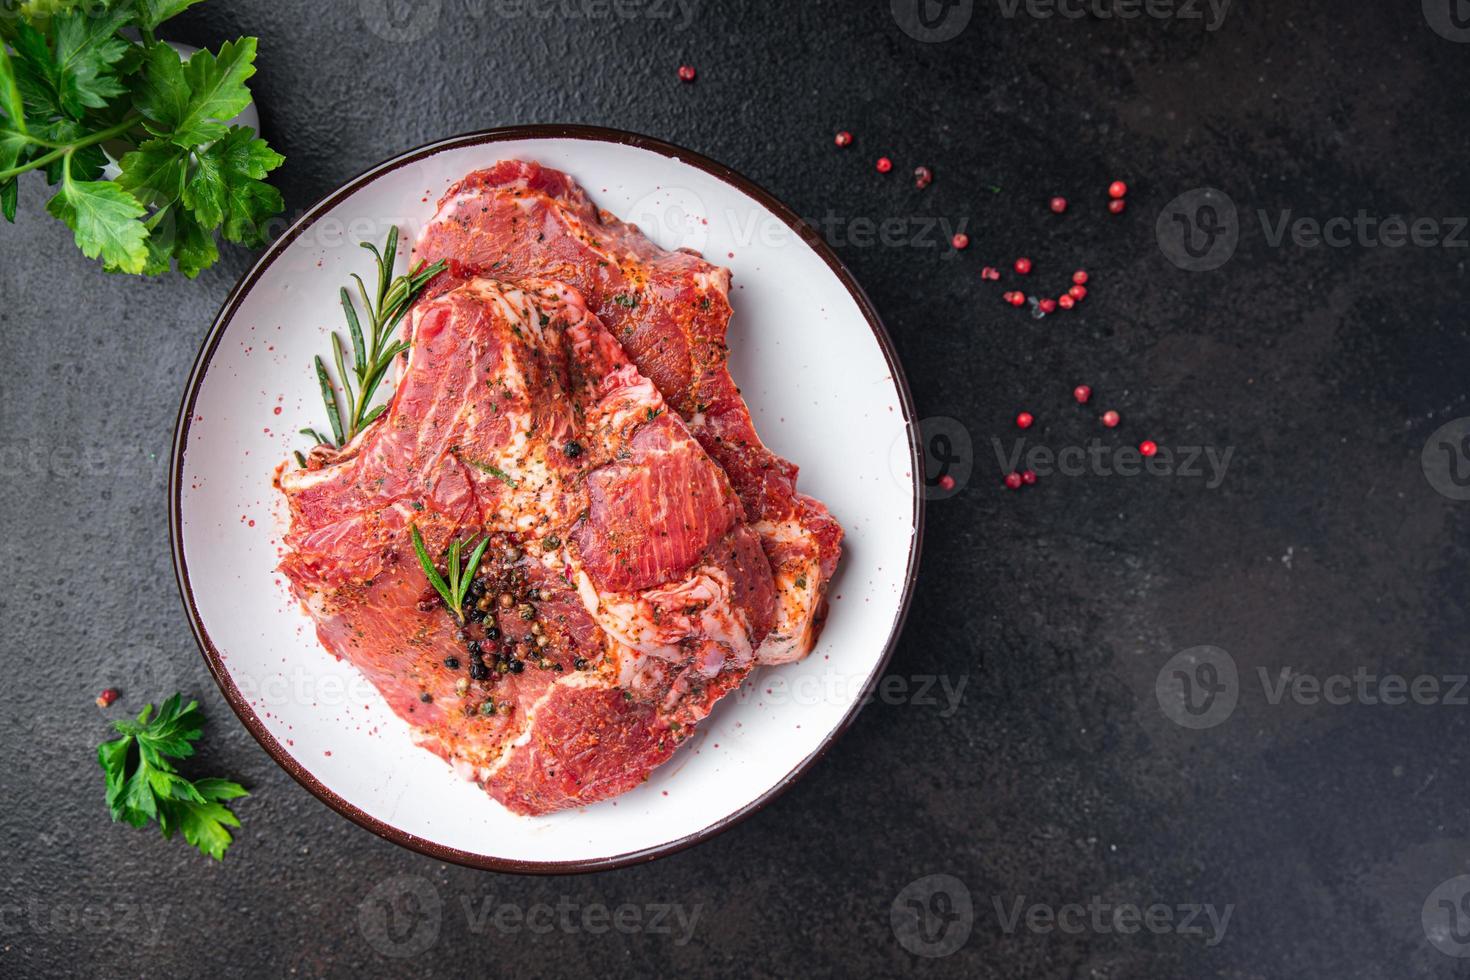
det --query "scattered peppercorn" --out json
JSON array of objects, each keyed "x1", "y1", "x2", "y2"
[
  {"x1": 1039, "y1": 298, "x2": 1057, "y2": 314},
  {"x1": 1102, "y1": 410, "x2": 1120, "y2": 428},
  {"x1": 914, "y1": 166, "x2": 932, "y2": 189},
  {"x1": 1069, "y1": 284, "x2": 1087, "y2": 300},
  {"x1": 1016, "y1": 412, "x2": 1034, "y2": 429},
  {"x1": 563, "y1": 440, "x2": 584, "y2": 459},
  {"x1": 952, "y1": 233, "x2": 969, "y2": 250},
  {"x1": 1072, "y1": 269, "x2": 1089, "y2": 284},
  {"x1": 1108, "y1": 199, "x2": 1127, "y2": 215},
  {"x1": 939, "y1": 474, "x2": 956, "y2": 491},
  {"x1": 1008, "y1": 292, "x2": 1026, "y2": 307},
  {"x1": 835, "y1": 130, "x2": 853, "y2": 147},
  {"x1": 1108, "y1": 180, "x2": 1128, "y2": 199},
  {"x1": 444, "y1": 656, "x2": 461, "y2": 670},
  {"x1": 1073, "y1": 385, "x2": 1092, "y2": 404},
  {"x1": 1014, "y1": 257, "x2": 1032, "y2": 274},
  {"x1": 981, "y1": 266, "x2": 1001, "y2": 281},
  {"x1": 1004, "y1": 472, "x2": 1024, "y2": 490},
  {"x1": 1140, "y1": 440, "x2": 1159, "y2": 457},
  {"x1": 1022, "y1": 470, "x2": 1038, "y2": 485},
  {"x1": 95, "y1": 688, "x2": 119, "y2": 708},
  {"x1": 1057, "y1": 294, "x2": 1076, "y2": 310},
  {"x1": 677, "y1": 65, "x2": 696, "y2": 82},
  {"x1": 1050, "y1": 196, "x2": 1068, "y2": 214},
  {"x1": 876, "y1": 157, "x2": 893, "y2": 173}
]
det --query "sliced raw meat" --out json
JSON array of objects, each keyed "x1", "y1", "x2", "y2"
[
  {"x1": 413, "y1": 161, "x2": 843, "y2": 664},
  {"x1": 278, "y1": 277, "x2": 776, "y2": 814}
]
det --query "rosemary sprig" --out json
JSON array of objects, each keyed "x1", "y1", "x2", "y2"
[
  {"x1": 302, "y1": 228, "x2": 447, "y2": 453},
  {"x1": 410, "y1": 525, "x2": 490, "y2": 624}
]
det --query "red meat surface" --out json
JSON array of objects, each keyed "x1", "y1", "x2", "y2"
[
  {"x1": 412, "y1": 161, "x2": 843, "y2": 664},
  {"x1": 278, "y1": 277, "x2": 776, "y2": 814}
]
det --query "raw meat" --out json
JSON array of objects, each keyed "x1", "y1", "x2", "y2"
[
  {"x1": 413, "y1": 161, "x2": 843, "y2": 664},
  {"x1": 278, "y1": 277, "x2": 776, "y2": 814}
]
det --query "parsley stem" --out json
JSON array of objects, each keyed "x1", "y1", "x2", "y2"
[
  {"x1": 5, "y1": 130, "x2": 67, "y2": 150},
  {"x1": 0, "y1": 115, "x2": 142, "y2": 182}
]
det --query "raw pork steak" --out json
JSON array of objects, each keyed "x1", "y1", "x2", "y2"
[
  {"x1": 278, "y1": 277, "x2": 776, "y2": 814},
  {"x1": 413, "y1": 161, "x2": 843, "y2": 664}
]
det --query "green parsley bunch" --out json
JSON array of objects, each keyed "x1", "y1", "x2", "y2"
[
  {"x1": 0, "y1": 0, "x2": 284, "y2": 276},
  {"x1": 98, "y1": 694, "x2": 249, "y2": 860}
]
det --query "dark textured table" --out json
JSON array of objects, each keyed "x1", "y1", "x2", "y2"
[{"x1": 5, "y1": 1, "x2": 1470, "y2": 976}]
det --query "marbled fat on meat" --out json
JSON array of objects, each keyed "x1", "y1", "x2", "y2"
[
  {"x1": 278, "y1": 277, "x2": 776, "y2": 814},
  {"x1": 413, "y1": 161, "x2": 843, "y2": 664}
]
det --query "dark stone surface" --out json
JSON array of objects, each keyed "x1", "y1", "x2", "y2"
[{"x1": 4, "y1": 0, "x2": 1470, "y2": 976}]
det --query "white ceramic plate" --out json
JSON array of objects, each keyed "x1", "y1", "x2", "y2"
[{"x1": 171, "y1": 126, "x2": 923, "y2": 872}]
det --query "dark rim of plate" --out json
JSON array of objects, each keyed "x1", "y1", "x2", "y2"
[{"x1": 168, "y1": 124, "x2": 927, "y2": 875}]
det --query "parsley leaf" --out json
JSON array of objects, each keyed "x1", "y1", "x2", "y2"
[
  {"x1": 97, "y1": 694, "x2": 248, "y2": 861},
  {"x1": 46, "y1": 163, "x2": 149, "y2": 272},
  {"x1": 171, "y1": 37, "x2": 257, "y2": 146},
  {"x1": 117, "y1": 137, "x2": 185, "y2": 206},
  {"x1": 135, "y1": 0, "x2": 210, "y2": 31},
  {"x1": 183, "y1": 124, "x2": 282, "y2": 244},
  {"x1": 49, "y1": 5, "x2": 131, "y2": 116},
  {"x1": 133, "y1": 40, "x2": 191, "y2": 136},
  {"x1": 0, "y1": 43, "x2": 27, "y2": 134},
  {"x1": 0, "y1": 3, "x2": 283, "y2": 275}
]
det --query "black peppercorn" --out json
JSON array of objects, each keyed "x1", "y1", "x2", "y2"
[
  {"x1": 509, "y1": 659, "x2": 525, "y2": 674},
  {"x1": 419, "y1": 692, "x2": 433, "y2": 703},
  {"x1": 444, "y1": 657, "x2": 461, "y2": 670},
  {"x1": 563, "y1": 440, "x2": 583, "y2": 458},
  {"x1": 470, "y1": 664, "x2": 488, "y2": 681}
]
